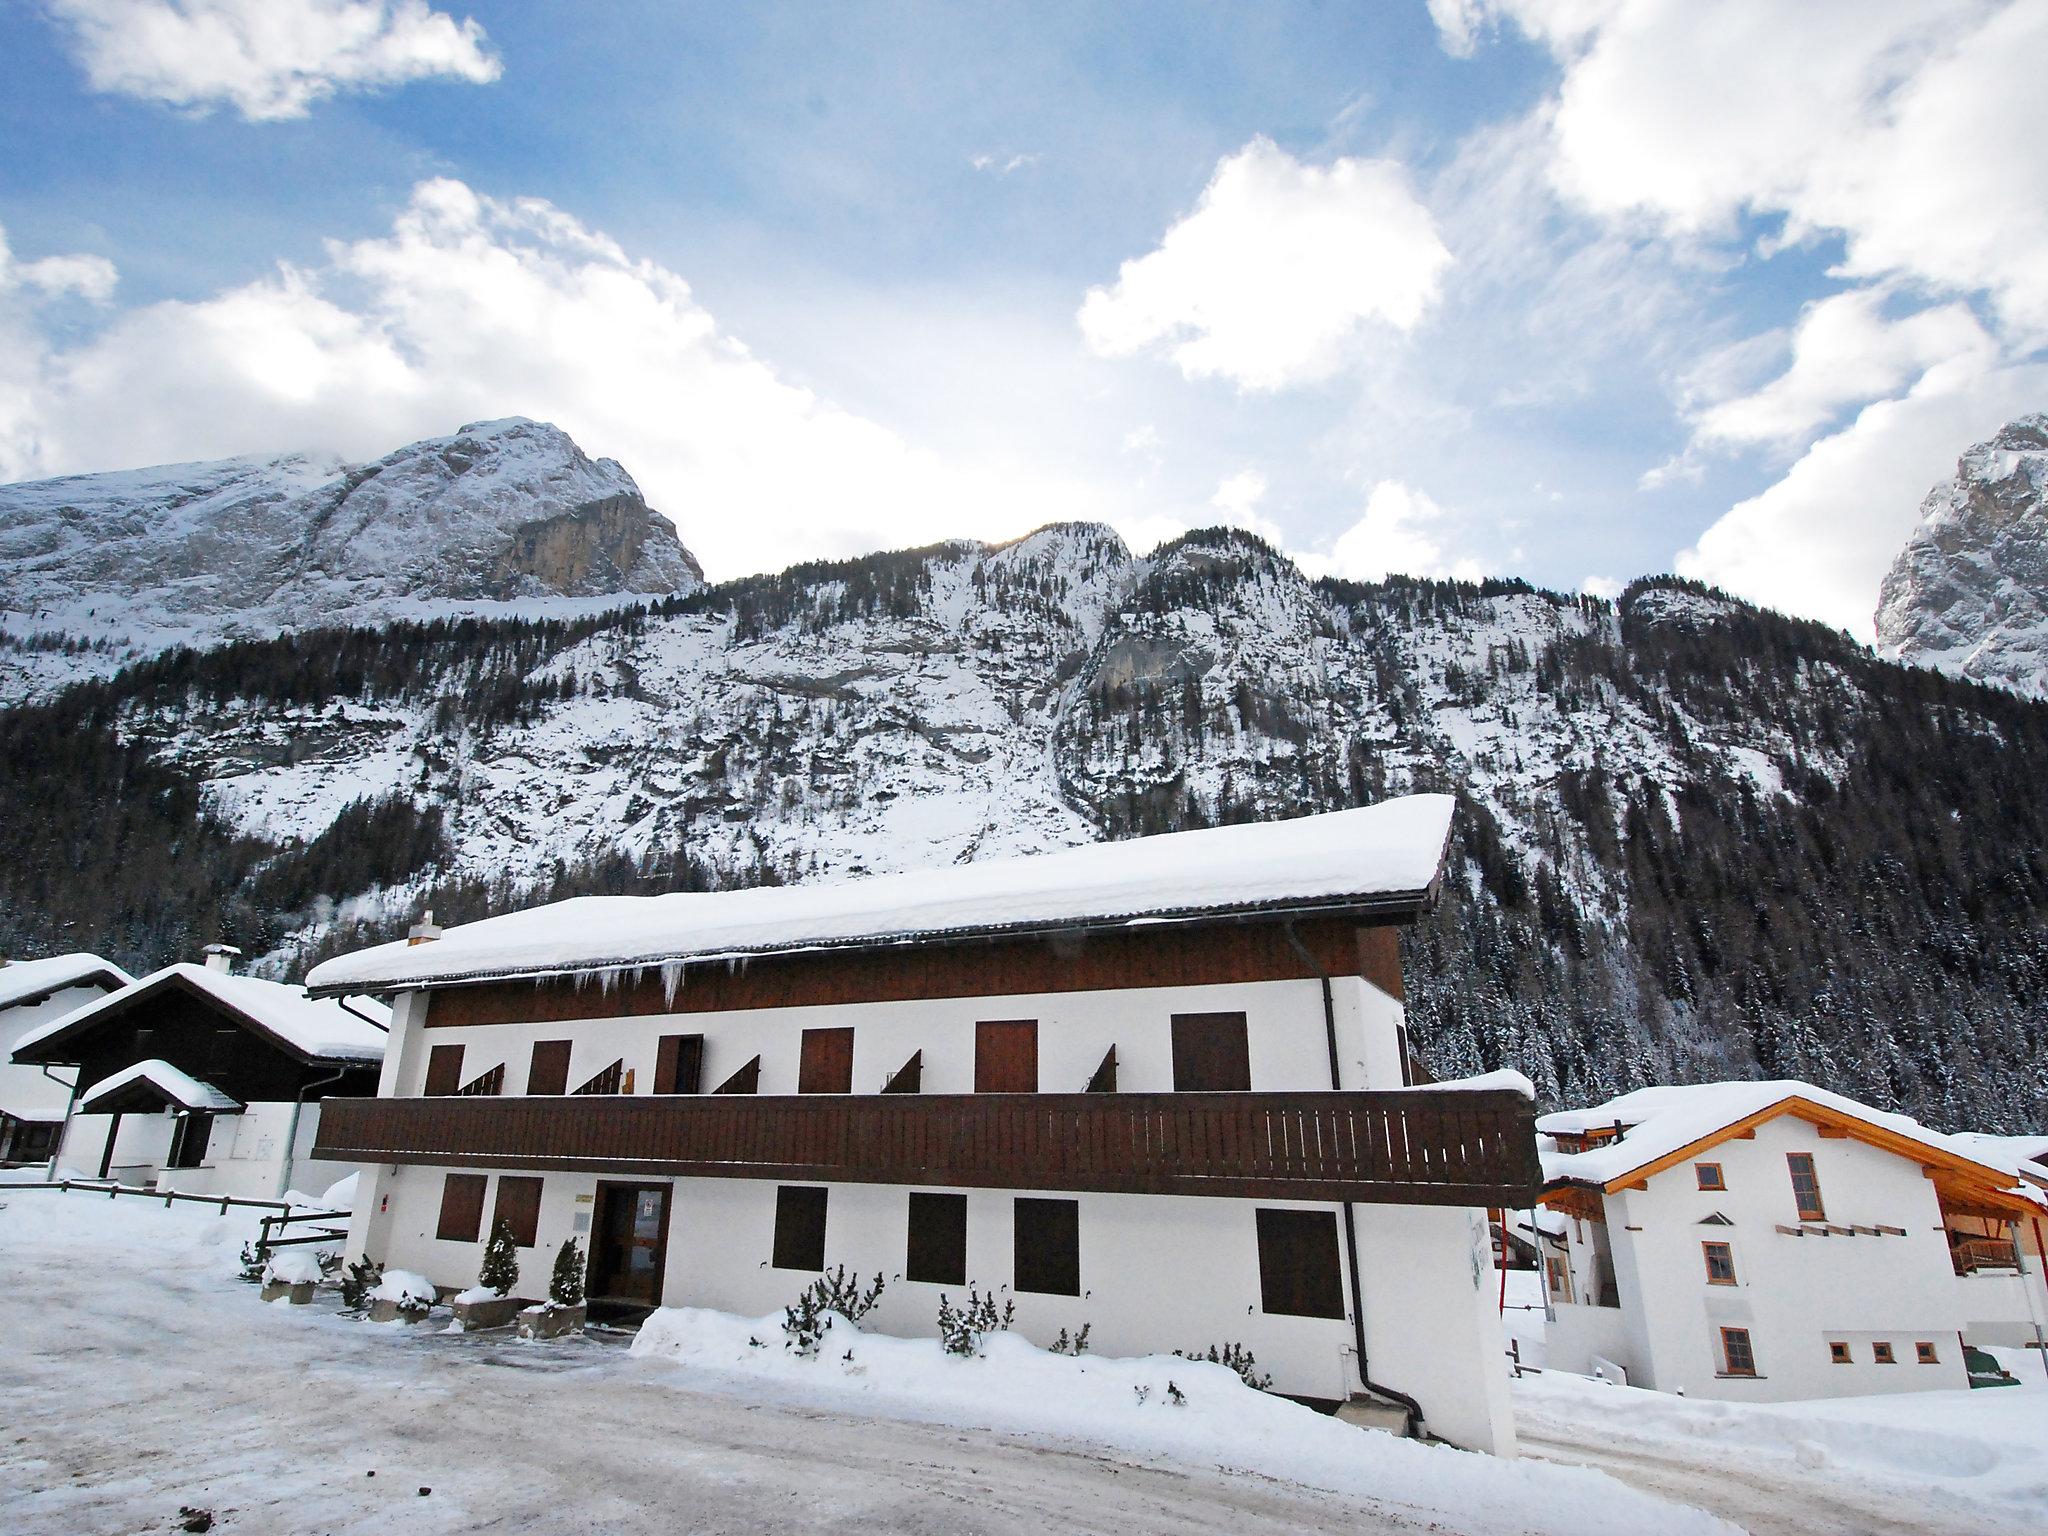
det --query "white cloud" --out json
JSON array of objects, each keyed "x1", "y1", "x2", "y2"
[
  {"x1": 0, "y1": 183, "x2": 1179, "y2": 580},
  {"x1": 47, "y1": 0, "x2": 501, "y2": 121},
  {"x1": 0, "y1": 229, "x2": 118, "y2": 304},
  {"x1": 1580, "y1": 575, "x2": 1622, "y2": 601},
  {"x1": 1205, "y1": 468, "x2": 1293, "y2": 549},
  {"x1": 1078, "y1": 137, "x2": 1452, "y2": 391},
  {"x1": 1313, "y1": 480, "x2": 1481, "y2": 583},
  {"x1": 969, "y1": 152, "x2": 1041, "y2": 176},
  {"x1": 1677, "y1": 356, "x2": 2048, "y2": 638}
]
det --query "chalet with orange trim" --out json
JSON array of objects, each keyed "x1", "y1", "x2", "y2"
[{"x1": 1533, "y1": 1081, "x2": 2048, "y2": 1400}]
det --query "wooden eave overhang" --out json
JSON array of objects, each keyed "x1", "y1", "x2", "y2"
[
  {"x1": 304, "y1": 883, "x2": 1445, "y2": 1000},
  {"x1": 9, "y1": 971, "x2": 382, "y2": 1072}
]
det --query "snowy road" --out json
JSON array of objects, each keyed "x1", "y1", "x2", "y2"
[{"x1": 0, "y1": 1192, "x2": 1726, "y2": 1536}]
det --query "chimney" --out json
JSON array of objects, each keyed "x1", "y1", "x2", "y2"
[
  {"x1": 203, "y1": 943, "x2": 242, "y2": 974},
  {"x1": 408, "y1": 910, "x2": 443, "y2": 947}
]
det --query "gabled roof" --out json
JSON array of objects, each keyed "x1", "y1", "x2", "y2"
[
  {"x1": 1538, "y1": 1080, "x2": 2047, "y2": 1217},
  {"x1": 10, "y1": 964, "x2": 389, "y2": 1068},
  {"x1": 78, "y1": 1059, "x2": 242, "y2": 1115},
  {"x1": 0, "y1": 953, "x2": 134, "y2": 1012},
  {"x1": 307, "y1": 795, "x2": 1458, "y2": 995},
  {"x1": 1950, "y1": 1132, "x2": 2048, "y2": 1188}
]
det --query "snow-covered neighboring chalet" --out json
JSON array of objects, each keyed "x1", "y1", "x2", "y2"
[
  {"x1": 9, "y1": 949, "x2": 389, "y2": 1200},
  {"x1": 308, "y1": 795, "x2": 1539, "y2": 1454},
  {"x1": 1534, "y1": 1082, "x2": 2048, "y2": 1401},
  {"x1": 0, "y1": 953, "x2": 134, "y2": 1164}
]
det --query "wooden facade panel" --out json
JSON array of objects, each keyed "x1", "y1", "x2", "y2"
[
  {"x1": 421, "y1": 916, "x2": 1394, "y2": 1027},
  {"x1": 315, "y1": 1088, "x2": 1541, "y2": 1207},
  {"x1": 798, "y1": 1027, "x2": 854, "y2": 1095},
  {"x1": 526, "y1": 1040, "x2": 572, "y2": 1097},
  {"x1": 974, "y1": 1020, "x2": 1038, "y2": 1094}
]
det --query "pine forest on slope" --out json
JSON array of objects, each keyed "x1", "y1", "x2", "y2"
[{"x1": 3, "y1": 523, "x2": 2044, "y2": 1133}]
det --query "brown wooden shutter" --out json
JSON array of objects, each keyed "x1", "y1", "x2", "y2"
[
  {"x1": 1013, "y1": 1197, "x2": 1079, "y2": 1295},
  {"x1": 492, "y1": 1175, "x2": 544, "y2": 1248},
  {"x1": 1171, "y1": 1012, "x2": 1251, "y2": 1091},
  {"x1": 1255, "y1": 1208, "x2": 1344, "y2": 1318},
  {"x1": 714, "y1": 1055, "x2": 761, "y2": 1094},
  {"x1": 880, "y1": 1051, "x2": 922, "y2": 1094},
  {"x1": 905, "y1": 1191, "x2": 966, "y2": 1285},
  {"x1": 424, "y1": 1043, "x2": 465, "y2": 1097},
  {"x1": 974, "y1": 1020, "x2": 1038, "y2": 1094},
  {"x1": 436, "y1": 1172, "x2": 487, "y2": 1242},
  {"x1": 798, "y1": 1027, "x2": 854, "y2": 1094},
  {"x1": 772, "y1": 1185, "x2": 828, "y2": 1271},
  {"x1": 526, "y1": 1040, "x2": 572, "y2": 1096},
  {"x1": 654, "y1": 1034, "x2": 705, "y2": 1095}
]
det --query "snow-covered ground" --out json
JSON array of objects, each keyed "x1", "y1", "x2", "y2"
[
  {"x1": 1499, "y1": 1268, "x2": 2048, "y2": 1536},
  {"x1": 0, "y1": 1188, "x2": 1731, "y2": 1536}
]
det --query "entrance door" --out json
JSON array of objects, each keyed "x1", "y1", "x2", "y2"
[{"x1": 588, "y1": 1184, "x2": 671, "y2": 1309}]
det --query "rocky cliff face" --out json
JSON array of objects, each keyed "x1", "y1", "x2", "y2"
[
  {"x1": 0, "y1": 418, "x2": 703, "y2": 698},
  {"x1": 1875, "y1": 414, "x2": 2048, "y2": 697}
]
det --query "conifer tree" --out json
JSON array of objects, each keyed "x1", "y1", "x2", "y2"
[
  {"x1": 479, "y1": 1219, "x2": 520, "y2": 1297},
  {"x1": 549, "y1": 1237, "x2": 586, "y2": 1308}
]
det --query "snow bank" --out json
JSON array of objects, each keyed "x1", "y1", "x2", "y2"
[
  {"x1": 317, "y1": 1172, "x2": 359, "y2": 1211},
  {"x1": 631, "y1": 1306, "x2": 1733, "y2": 1536},
  {"x1": 262, "y1": 1249, "x2": 322, "y2": 1286},
  {"x1": 308, "y1": 795, "x2": 1456, "y2": 992}
]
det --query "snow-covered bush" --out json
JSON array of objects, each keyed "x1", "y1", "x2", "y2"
[
  {"x1": 782, "y1": 1266, "x2": 884, "y2": 1357},
  {"x1": 370, "y1": 1269, "x2": 436, "y2": 1317},
  {"x1": 1050, "y1": 1323, "x2": 1091, "y2": 1355},
  {"x1": 547, "y1": 1238, "x2": 586, "y2": 1308},
  {"x1": 340, "y1": 1257, "x2": 383, "y2": 1314},
  {"x1": 1173, "y1": 1342, "x2": 1271, "y2": 1391},
  {"x1": 936, "y1": 1289, "x2": 1013, "y2": 1358},
  {"x1": 478, "y1": 1219, "x2": 520, "y2": 1298},
  {"x1": 237, "y1": 1242, "x2": 265, "y2": 1284},
  {"x1": 262, "y1": 1249, "x2": 322, "y2": 1288}
]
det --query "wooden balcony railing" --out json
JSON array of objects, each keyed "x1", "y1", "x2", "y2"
[{"x1": 315, "y1": 1087, "x2": 1541, "y2": 1207}]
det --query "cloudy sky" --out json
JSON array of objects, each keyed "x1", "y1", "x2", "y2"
[{"x1": 2, "y1": 1, "x2": 2043, "y2": 637}]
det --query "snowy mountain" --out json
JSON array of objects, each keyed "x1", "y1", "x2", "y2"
[
  {"x1": 1875, "y1": 414, "x2": 2048, "y2": 698},
  {"x1": 0, "y1": 418, "x2": 703, "y2": 698},
  {"x1": 6, "y1": 524, "x2": 2047, "y2": 1133}
]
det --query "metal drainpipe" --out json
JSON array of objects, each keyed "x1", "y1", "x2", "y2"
[
  {"x1": 277, "y1": 1065, "x2": 351, "y2": 1200},
  {"x1": 1284, "y1": 922, "x2": 1425, "y2": 1440},
  {"x1": 335, "y1": 996, "x2": 389, "y2": 1033},
  {"x1": 39, "y1": 1064, "x2": 79, "y2": 1183}
]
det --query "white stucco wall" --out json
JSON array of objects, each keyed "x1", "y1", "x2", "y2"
[
  {"x1": 1, "y1": 984, "x2": 104, "y2": 1124},
  {"x1": 58, "y1": 1100, "x2": 359, "y2": 1203}
]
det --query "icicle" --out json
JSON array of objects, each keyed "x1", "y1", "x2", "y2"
[{"x1": 661, "y1": 960, "x2": 685, "y2": 1007}]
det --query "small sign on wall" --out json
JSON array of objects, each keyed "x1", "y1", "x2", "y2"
[
  {"x1": 573, "y1": 1213, "x2": 591, "y2": 1233},
  {"x1": 575, "y1": 1193, "x2": 593, "y2": 1204}
]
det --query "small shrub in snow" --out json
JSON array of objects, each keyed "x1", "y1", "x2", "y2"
[
  {"x1": 1050, "y1": 1323, "x2": 1091, "y2": 1355},
  {"x1": 371, "y1": 1269, "x2": 437, "y2": 1317},
  {"x1": 1166, "y1": 1380, "x2": 1186, "y2": 1407},
  {"x1": 547, "y1": 1238, "x2": 586, "y2": 1308},
  {"x1": 1174, "y1": 1342, "x2": 1272, "y2": 1391},
  {"x1": 936, "y1": 1289, "x2": 1013, "y2": 1358},
  {"x1": 809, "y1": 1265, "x2": 885, "y2": 1323},
  {"x1": 782, "y1": 1267, "x2": 884, "y2": 1358},
  {"x1": 478, "y1": 1219, "x2": 520, "y2": 1298},
  {"x1": 340, "y1": 1258, "x2": 383, "y2": 1314},
  {"x1": 237, "y1": 1243, "x2": 265, "y2": 1284}
]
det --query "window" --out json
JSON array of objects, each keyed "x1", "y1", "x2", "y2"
[
  {"x1": 975, "y1": 1020, "x2": 1038, "y2": 1093},
  {"x1": 423, "y1": 1042, "x2": 465, "y2": 1097},
  {"x1": 167, "y1": 1112, "x2": 212, "y2": 1170},
  {"x1": 1916, "y1": 1341, "x2": 1939, "y2": 1365},
  {"x1": 1695, "y1": 1162, "x2": 1726, "y2": 1191},
  {"x1": 492, "y1": 1175, "x2": 544, "y2": 1248},
  {"x1": 1719, "y1": 1326, "x2": 1757, "y2": 1377},
  {"x1": 1873, "y1": 1341, "x2": 1896, "y2": 1364},
  {"x1": 654, "y1": 1034, "x2": 705, "y2": 1095},
  {"x1": 906, "y1": 1192, "x2": 967, "y2": 1286},
  {"x1": 1255, "y1": 1208, "x2": 1345, "y2": 1320},
  {"x1": 1786, "y1": 1151, "x2": 1826, "y2": 1221},
  {"x1": 436, "y1": 1173, "x2": 488, "y2": 1242},
  {"x1": 1013, "y1": 1197, "x2": 1080, "y2": 1295},
  {"x1": 1829, "y1": 1341, "x2": 1852, "y2": 1365},
  {"x1": 798, "y1": 1027, "x2": 854, "y2": 1094},
  {"x1": 1701, "y1": 1241, "x2": 1737, "y2": 1285},
  {"x1": 526, "y1": 1039, "x2": 572, "y2": 1096},
  {"x1": 772, "y1": 1186, "x2": 828, "y2": 1271},
  {"x1": 1545, "y1": 1255, "x2": 1575, "y2": 1304},
  {"x1": 1170, "y1": 1012, "x2": 1252, "y2": 1092}
]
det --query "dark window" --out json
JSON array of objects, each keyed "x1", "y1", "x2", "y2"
[
  {"x1": 1695, "y1": 1162, "x2": 1725, "y2": 1191},
  {"x1": 798, "y1": 1028, "x2": 854, "y2": 1095},
  {"x1": 493, "y1": 1175, "x2": 544, "y2": 1248},
  {"x1": 1013, "y1": 1197, "x2": 1079, "y2": 1295},
  {"x1": 1721, "y1": 1327, "x2": 1757, "y2": 1376},
  {"x1": 1255, "y1": 1208, "x2": 1345, "y2": 1319},
  {"x1": 1829, "y1": 1340, "x2": 1851, "y2": 1364},
  {"x1": 424, "y1": 1042, "x2": 465, "y2": 1097},
  {"x1": 1915, "y1": 1341, "x2": 1938, "y2": 1365},
  {"x1": 167, "y1": 1112, "x2": 211, "y2": 1170},
  {"x1": 1171, "y1": 1012, "x2": 1252, "y2": 1092},
  {"x1": 526, "y1": 1040, "x2": 572, "y2": 1096},
  {"x1": 654, "y1": 1034, "x2": 705, "y2": 1095},
  {"x1": 436, "y1": 1173, "x2": 488, "y2": 1242},
  {"x1": 975, "y1": 1020, "x2": 1038, "y2": 1094},
  {"x1": 1873, "y1": 1341, "x2": 1896, "y2": 1364},
  {"x1": 1702, "y1": 1241, "x2": 1737, "y2": 1285},
  {"x1": 906, "y1": 1192, "x2": 967, "y2": 1285},
  {"x1": 773, "y1": 1186, "x2": 828, "y2": 1271},
  {"x1": 1786, "y1": 1152, "x2": 1826, "y2": 1222}
]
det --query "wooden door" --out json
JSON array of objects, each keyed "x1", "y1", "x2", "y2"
[
  {"x1": 1171, "y1": 1012, "x2": 1251, "y2": 1091},
  {"x1": 526, "y1": 1040, "x2": 572, "y2": 1096},
  {"x1": 975, "y1": 1020, "x2": 1038, "y2": 1093},
  {"x1": 589, "y1": 1183, "x2": 670, "y2": 1305},
  {"x1": 798, "y1": 1027, "x2": 854, "y2": 1094},
  {"x1": 424, "y1": 1043, "x2": 464, "y2": 1097}
]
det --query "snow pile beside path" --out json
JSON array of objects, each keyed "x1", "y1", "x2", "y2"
[
  {"x1": 1516, "y1": 1363, "x2": 2048, "y2": 1527},
  {"x1": 0, "y1": 1186, "x2": 261, "y2": 1277},
  {"x1": 263, "y1": 1249, "x2": 322, "y2": 1286},
  {"x1": 370, "y1": 1270, "x2": 436, "y2": 1308},
  {"x1": 631, "y1": 1306, "x2": 1734, "y2": 1536},
  {"x1": 317, "y1": 1172, "x2": 359, "y2": 1211}
]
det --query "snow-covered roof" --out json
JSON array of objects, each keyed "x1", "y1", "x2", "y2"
[
  {"x1": 1539, "y1": 1080, "x2": 2048, "y2": 1209},
  {"x1": 78, "y1": 1059, "x2": 242, "y2": 1114},
  {"x1": 0, "y1": 953, "x2": 133, "y2": 1012},
  {"x1": 12, "y1": 964, "x2": 389, "y2": 1065},
  {"x1": 308, "y1": 795, "x2": 1457, "y2": 994},
  {"x1": 1950, "y1": 1132, "x2": 2048, "y2": 1184}
]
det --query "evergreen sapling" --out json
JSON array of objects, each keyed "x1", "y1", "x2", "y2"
[
  {"x1": 478, "y1": 1219, "x2": 520, "y2": 1298},
  {"x1": 548, "y1": 1237, "x2": 585, "y2": 1309}
]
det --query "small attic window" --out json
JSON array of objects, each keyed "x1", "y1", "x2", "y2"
[{"x1": 1695, "y1": 1162, "x2": 1725, "y2": 1191}]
